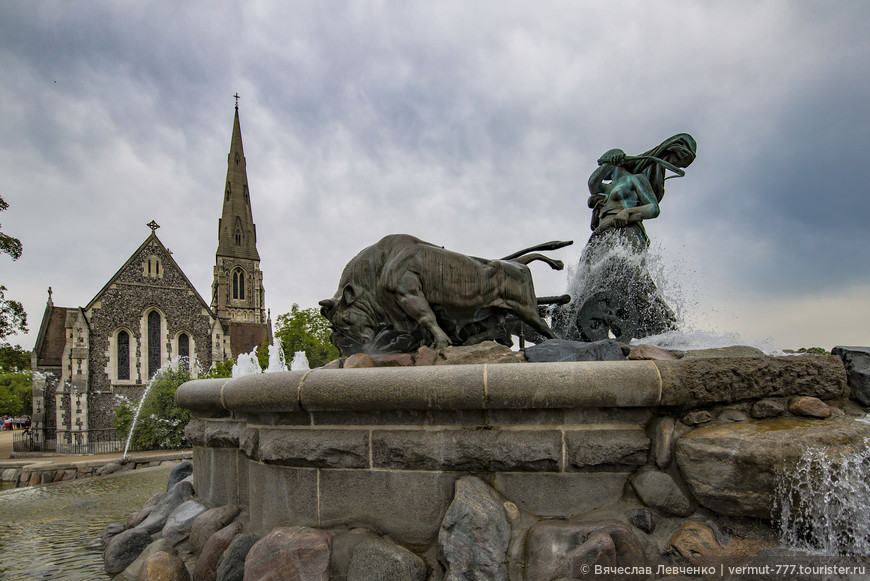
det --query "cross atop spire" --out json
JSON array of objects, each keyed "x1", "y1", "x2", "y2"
[
  {"x1": 234, "y1": 92, "x2": 240, "y2": 110},
  {"x1": 147, "y1": 220, "x2": 160, "y2": 232}
]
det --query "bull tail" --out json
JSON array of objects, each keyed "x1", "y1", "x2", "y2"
[{"x1": 501, "y1": 240, "x2": 573, "y2": 261}]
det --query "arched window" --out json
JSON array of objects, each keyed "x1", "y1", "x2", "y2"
[
  {"x1": 148, "y1": 311, "x2": 161, "y2": 379},
  {"x1": 232, "y1": 270, "x2": 246, "y2": 300},
  {"x1": 234, "y1": 229, "x2": 242, "y2": 246},
  {"x1": 178, "y1": 333, "x2": 190, "y2": 371},
  {"x1": 117, "y1": 330, "x2": 130, "y2": 380}
]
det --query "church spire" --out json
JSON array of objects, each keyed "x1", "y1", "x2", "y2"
[
  {"x1": 216, "y1": 100, "x2": 259, "y2": 260},
  {"x1": 212, "y1": 99, "x2": 267, "y2": 331}
]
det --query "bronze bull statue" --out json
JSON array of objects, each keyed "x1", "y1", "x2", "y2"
[{"x1": 319, "y1": 234, "x2": 571, "y2": 355}]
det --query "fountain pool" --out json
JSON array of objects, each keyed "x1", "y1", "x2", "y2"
[{"x1": 0, "y1": 464, "x2": 174, "y2": 579}]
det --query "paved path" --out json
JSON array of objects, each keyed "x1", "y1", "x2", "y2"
[{"x1": 0, "y1": 428, "x2": 190, "y2": 468}]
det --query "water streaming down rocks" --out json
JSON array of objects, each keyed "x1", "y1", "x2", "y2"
[{"x1": 776, "y1": 427, "x2": 870, "y2": 556}]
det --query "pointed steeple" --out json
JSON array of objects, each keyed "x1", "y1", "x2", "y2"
[
  {"x1": 212, "y1": 99, "x2": 268, "y2": 338},
  {"x1": 217, "y1": 102, "x2": 259, "y2": 260}
]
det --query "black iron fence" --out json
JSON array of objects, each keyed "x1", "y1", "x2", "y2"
[{"x1": 13, "y1": 428, "x2": 125, "y2": 455}]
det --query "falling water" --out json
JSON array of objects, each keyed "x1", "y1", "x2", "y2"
[
  {"x1": 775, "y1": 431, "x2": 870, "y2": 556},
  {"x1": 290, "y1": 351, "x2": 310, "y2": 371},
  {"x1": 232, "y1": 347, "x2": 262, "y2": 378},
  {"x1": 267, "y1": 338, "x2": 288, "y2": 372}
]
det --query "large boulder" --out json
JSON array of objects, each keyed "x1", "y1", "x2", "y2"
[
  {"x1": 216, "y1": 534, "x2": 259, "y2": 581},
  {"x1": 346, "y1": 538, "x2": 426, "y2": 581},
  {"x1": 438, "y1": 476, "x2": 511, "y2": 580},
  {"x1": 166, "y1": 461, "x2": 193, "y2": 491},
  {"x1": 135, "y1": 480, "x2": 194, "y2": 534},
  {"x1": 136, "y1": 551, "x2": 190, "y2": 581},
  {"x1": 243, "y1": 527, "x2": 331, "y2": 581},
  {"x1": 675, "y1": 417, "x2": 870, "y2": 517},
  {"x1": 162, "y1": 499, "x2": 208, "y2": 545},
  {"x1": 667, "y1": 521, "x2": 774, "y2": 561},
  {"x1": 193, "y1": 521, "x2": 242, "y2": 581},
  {"x1": 104, "y1": 528, "x2": 153, "y2": 575},
  {"x1": 112, "y1": 538, "x2": 175, "y2": 581},
  {"x1": 525, "y1": 520, "x2": 646, "y2": 579},
  {"x1": 630, "y1": 470, "x2": 694, "y2": 517},
  {"x1": 189, "y1": 505, "x2": 241, "y2": 554},
  {"x1": 832, "y1": 346, "x2": 870, "y2": 405}
]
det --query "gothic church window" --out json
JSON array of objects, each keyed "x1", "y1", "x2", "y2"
[
  {"x1": 117, "y1": 330, "x2": 130, "y2": 381},
  {"x1": 234, "y1": 229, "x2": 242, "y2": 246},
  {"x1": 148, "y1": 311, "x2": 162, "y2": 379},
  {"x1": 178, "y1": 333, "x2": 190, "y2": 371},
  {"x1": 232, "y1": 269, "x2": 246, "y2": 300}
]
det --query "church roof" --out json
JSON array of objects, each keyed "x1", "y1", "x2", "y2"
[
  {"x1": 216, "y1": 105, "x2": 260, "y2": 261},
  {"x1": 229, "y1": 321, "x2": 270, "y2": 358},
  {"x1": 32, "y1": 295, "x2": 68, "y2": 367},
  {"x1": 84, "y1": 228, "x2": 214, "y2": 316}
]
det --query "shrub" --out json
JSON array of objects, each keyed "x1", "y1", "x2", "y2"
[{"x1": 114, "y1": 366, "x2": 192, "y2": 451}]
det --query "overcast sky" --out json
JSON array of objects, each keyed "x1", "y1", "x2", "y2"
[{"x1": 2, "y1": 1, "x2": 869, "y2": 352}]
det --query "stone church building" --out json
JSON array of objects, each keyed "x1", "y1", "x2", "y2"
[{"x1": 30, "y1": 104, "x2": 270, "y2": 449}]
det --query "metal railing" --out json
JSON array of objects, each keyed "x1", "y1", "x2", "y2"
[{"x1": 13, "y1": 428, "x2": 125, "y2": 455}]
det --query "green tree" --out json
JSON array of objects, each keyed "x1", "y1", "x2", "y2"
[
  {"x1": 113, "y1": 366, "x2": 192, "y2": 451},
  {"x1": 274, "y1": 304, "x2": 339, "y2": 368},
  {"x1": 0, "y1": 370, "x2": 31, "y2": 416},
  {"x1": 0, "y1": 194, "x2": 27, "y2": 340},
  {"x1": 0, "y1": 343, "x2": 30, "y2": 372}
]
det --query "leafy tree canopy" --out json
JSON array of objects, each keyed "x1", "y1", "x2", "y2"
[
  {"x1": 0, "y1": 370, "x2": 31, "y2": 416},
  {"x1": 0, "y1": 194, "x2": 23, "y2": 261},
  {"x1": 0, "y1": 194, "x2": 27, "y2": 340},
  {"x1": 0, "y1": 343, "x2": 30, "y2": 372},
  {"x1": 274, "y1": 304, "x2": 339, "y2": 368}
]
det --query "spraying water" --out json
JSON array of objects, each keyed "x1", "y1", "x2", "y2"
[
  {"x1": 554, "y1": 232, "x2": 677, "y2": 343},
  {"x1": 232, "y1": 347, "x2": 262, "y2": 378},
  {"x1": 775, "y1": 432, "x2": 870, "y2": 556},
  {"x1": 290, "y1": 351, "x2": 310, "y2": 371},
  {"x1": 267, "y1": 338, "x2": 288, "y2": 372}
]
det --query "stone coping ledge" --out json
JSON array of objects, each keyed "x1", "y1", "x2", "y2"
[
  {"x1": 0, "y1": 451, "x2": 192, "y2": 472},
  {"x1": 177, "y1": 356, "x2": 847, "y2": 417}
]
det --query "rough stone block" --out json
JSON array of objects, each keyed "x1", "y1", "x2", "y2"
[
  {"x1": 204, "y1": 421, "x2": 246, "y2": 448},
  {"x1": 256, "y1": 427, "x2": 369, "y2": 468},
  {"x1": 492, "y1": 472, "x2": 628, "y2": 518},
  {"x1": 564, "y1": 427, "x2": 649, "y2": 469},
  {"x1": 372, "y1": 428, "x2": 561, "y2": 471},
  {"x1": 318, "y1": 469, "x2": 458, "y2": 546},
  {"x1": 833, "y1": 346, "x2": 870, "y2": 405},
  {"x1": 656, "y1": 355, "x2": 847, "y2": 406},
  {"x1": 675, "y1": 417, "x2": 870, "y2": 517},
  {"x1": 193, "y1": 448, "x2": 239, "y2": 507},
  {"x1": 246, "y1": 462, "x2": 318, "y2": 535}
]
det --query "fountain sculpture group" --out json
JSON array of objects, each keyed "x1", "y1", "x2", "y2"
[{"x1": 171, "y1": 134, "x2": 870, "y2": 578}]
